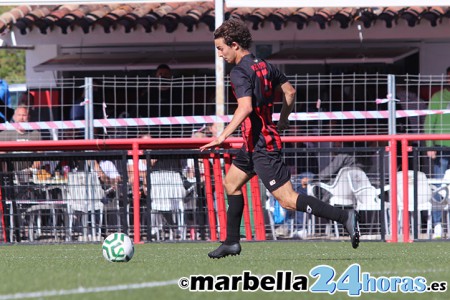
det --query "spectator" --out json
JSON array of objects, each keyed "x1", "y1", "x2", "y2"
[
  {"x1": 149, "y1": 153, "x2": 188, "y2": 240},
  {"x1": 127, "y1": 133, "x2": 156, "y2": 207},
  {"x1": 302, "y1": 143, "x2": 365, "y2": 203},
  {"x1": 0, "y1": 105, "x2": 41, "y2": 242},
  {"x1": 184, "y1": 127, "x2": 211, "y2": 240},
  {"x1": 137, "y1": 64, "x2": 179, "y2": 119},
  {"x1": 19, "y1": 91, "x2": 59, "y2": 140},
  {"x1": 126, "y1": 133, "x2": 189, "y2": 240},
  {"x1": 138, "y1": 64, "x2": 183, "y2": 138},
  {"x1": 424, "y1": 66, "x2": 450, "y2": 239},
  {"x1": 0, "y1": 105, "x2": 41, "y2": 169},
  {"x1": 93, "y1": 158, "x2": 128, "y2": 235},
  {"x1": 69, "y1": 80, "x2": 104, "y2": 121},
  {"x1": 397, "y1": 82, "x2": 427, "y2": 135}
]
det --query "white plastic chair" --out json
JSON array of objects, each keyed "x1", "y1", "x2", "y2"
[
  {"x1": 315, "y1": 167, "x2": 356, "y2": 207},
  {"x1": 312, "y1": 167, "x2": 356, "y2": 238},
  {"x1": 348, "y1": 168, "x2": 389, "y2": 236},
  {"x1": 396, "y1": 171, "x2": 432, "y2": 238},
  {"x1": 65, "y1": 171, "x2": 105, "y2": 241},
  {"x1": 149, "y1": 170, "x2": 187, "y2": 240},
  {"x1": 348, "y1": 168, "x2": 381, "y2": 211}
]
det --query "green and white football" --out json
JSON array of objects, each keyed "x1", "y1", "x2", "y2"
[{"x1": 102, "y1": 233, "x2": 134, "y2": 262}]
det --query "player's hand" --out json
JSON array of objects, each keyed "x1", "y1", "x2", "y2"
[
  {"x1": 277, "y1": 119, "x2": 290, "y2": 131},
  {"x1": 199, "y1": 137, "x2": 225, "y2": 152}
]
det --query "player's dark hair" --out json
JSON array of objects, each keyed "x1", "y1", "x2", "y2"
[{"x1": 213, "y1": 18, "x2": 252, "y2": 50}]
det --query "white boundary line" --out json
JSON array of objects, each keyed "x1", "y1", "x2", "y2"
[{"x1": 0, "y1": 279, "x2": 179, "y2": 300}]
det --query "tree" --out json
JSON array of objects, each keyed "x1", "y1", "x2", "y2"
[{"x1": 0, "y1": 6, "x2": 26, "y2": 84}]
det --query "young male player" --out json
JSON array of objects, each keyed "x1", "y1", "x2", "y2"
[{"x1": 200, "y1": 18, "x2": 360, "y2": 259}]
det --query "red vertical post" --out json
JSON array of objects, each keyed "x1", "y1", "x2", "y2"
[
  {"x1": 131, "y1": 142, "x2": 141, "y2": 244},
  {"x1": 388, "y1": 139, "x2": 398, "y2": 243},
  {"x1": 250, "y1": 176, "x2": 266, "y2": 240},
  {"x1": 213, "y1": 153, "x2": 227, "y2": 241},
  {"x1": 223, "y1": 153, "x2": 231, "y2": 173},
  {"x1": 203, "y1": 158, "x2": 217, "y2": 241},
  {"x1": 401, "y1": 138, "x2": 412, "y2": 243},
  {"x1": 241, "y1": 183, "x2": 253, "y2": 240},
  {"x1": 0, "y1": 188, "x2": 7, "y2": 242}
]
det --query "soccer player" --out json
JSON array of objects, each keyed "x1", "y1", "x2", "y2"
[{"x1": 200, "y1": 19, "x2": 360, "y2": 259}]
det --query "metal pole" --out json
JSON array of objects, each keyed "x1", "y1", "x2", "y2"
[
  {"x1": 215, "y1": 0, "x2": 225, "y2": 134},
  {"x1": 84, "y1": 77, "x2": 96, "y2": 239},
  {"x1": 387, "y1": 74, "x2": 398, "y2": 242},
  {"x1": 84, "y1": 77, "x2": 94, "y2": 140},
  {"x1": 388, "y1": 75, "x2": 397, "y2": 136}
]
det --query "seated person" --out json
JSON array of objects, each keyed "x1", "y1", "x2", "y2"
[
  {"x1": 305, "y1": 143, "x2": 365, "y2": 203},
  {"x1": 134, "y1": 141, "x2": 188, "y2": 240},
  {"x1": 0, "y1": 105, "x2": 41, "y2": 142},
  {"x1": 0, "y1": 105, "x2": 41, "y2": 242},
  {"x1": 19, "y1": 92, "x2": 59, "y2": 140},
  {"x1": 0, "y1": 105, "x2": 42, "y2": 171}
]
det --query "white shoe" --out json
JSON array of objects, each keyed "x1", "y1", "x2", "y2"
[
  {"x1": 296, "y1": 229, "x2": 307, "y2": 239},
  {"x1": 433, "y1": 223, "x2": 442, "y2": 239}
]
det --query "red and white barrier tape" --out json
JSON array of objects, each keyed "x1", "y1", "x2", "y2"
[{"x1": 0, "y1": 110, "x2": 444, "y2": 131}]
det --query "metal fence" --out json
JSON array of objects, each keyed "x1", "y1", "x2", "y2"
[
  {"x1": 0, "y1": 146, "x2": 392, "y2": 244},
  {"x1": 4, "y1": 73, "x2": 448, "y2": 139},
  {"x1": 1, "y1": 73, "x2": 450, "y2": 243}
]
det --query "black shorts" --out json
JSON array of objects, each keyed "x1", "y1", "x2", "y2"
[{"x1": 232, "y1": 148, "x2": 291, "y2": 192}]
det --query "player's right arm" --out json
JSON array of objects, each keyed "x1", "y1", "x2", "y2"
[{"x1": 199, "y1": 96, "x2": 252, "y2": 151}]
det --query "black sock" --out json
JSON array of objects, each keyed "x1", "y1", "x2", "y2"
[
  {"x1": 224, "y1": 194, "x2": 244, "y2": 244},
  {"x1": 296, "y1": 194, "x2": 347, "y2": 224}
]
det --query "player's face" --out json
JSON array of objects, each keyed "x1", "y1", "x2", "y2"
[{"x1": 215, "y1": 38, "x2": 237, "y2": 64}]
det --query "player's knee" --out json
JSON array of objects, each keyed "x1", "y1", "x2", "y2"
[
  {"x1": 224, "y1": 180, "x2": 238, "y2": 195},
  {"x1": 277, "y1": 198, "x2": 288, "y2": 209},
  {"x1": 277, "y1": 197, "x2": 296, "y2": 210}
]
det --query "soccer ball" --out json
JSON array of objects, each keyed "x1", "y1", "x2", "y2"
[{"x1": 102, "y1": 233, "x2": 134, "y2": 262}]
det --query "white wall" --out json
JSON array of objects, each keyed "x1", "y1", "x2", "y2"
[{"x1": 25, "y1": 44, "x2": 58, "y2": 87}]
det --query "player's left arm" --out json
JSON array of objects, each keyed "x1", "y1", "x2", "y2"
[
  {"x1": 277, "y1": 81, "x2": 296, "y2": 131},
  {"x1": 200, "y1": 96, "x2": 252, "y2": 151}
]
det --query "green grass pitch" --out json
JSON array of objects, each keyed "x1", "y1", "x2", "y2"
[{"x1": 0, "y1": 241, "x2": 449, "y2": 300}]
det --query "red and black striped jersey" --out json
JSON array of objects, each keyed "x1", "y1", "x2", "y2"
[{"x1": 230, "y1": 54, "x2": 289, "y2": 152}]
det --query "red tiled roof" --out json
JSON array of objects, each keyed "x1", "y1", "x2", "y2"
[{"x1": 0, "y1": 4, "x2": 449, "y2": 35}]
